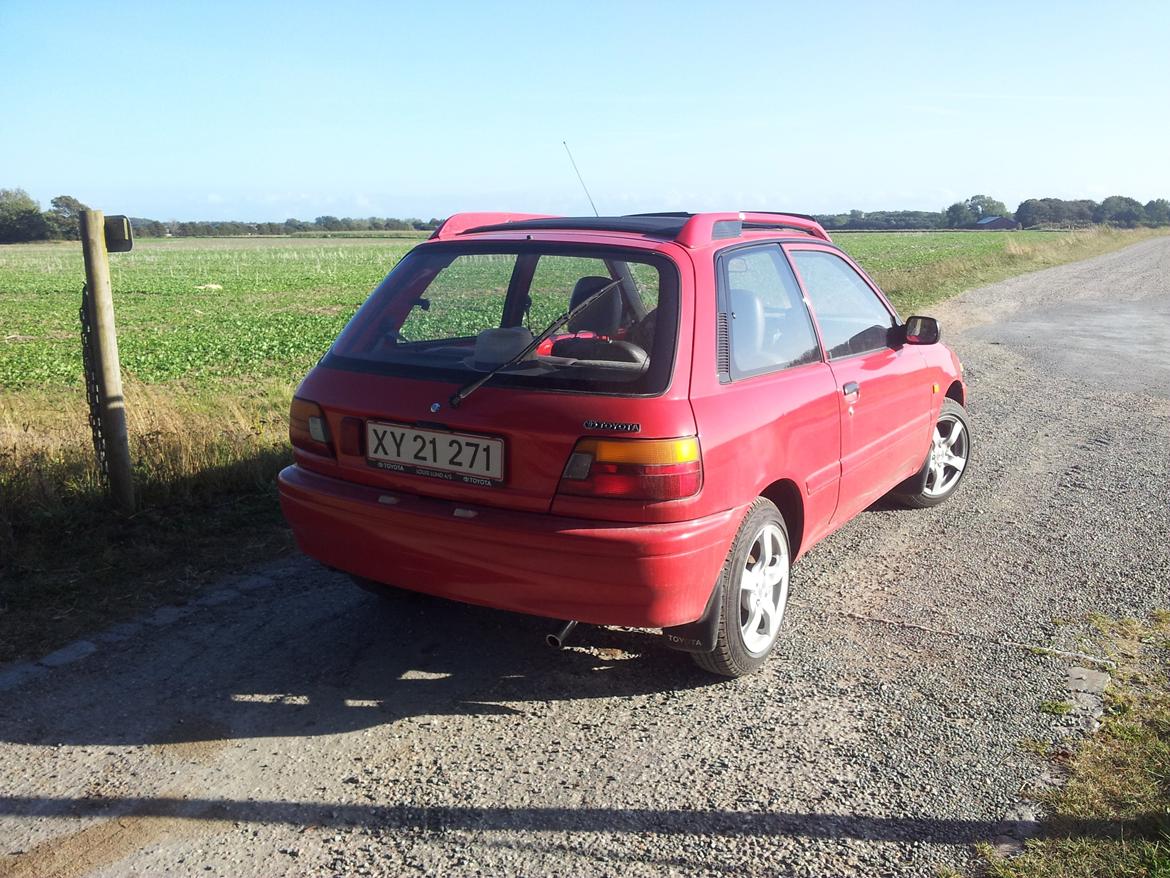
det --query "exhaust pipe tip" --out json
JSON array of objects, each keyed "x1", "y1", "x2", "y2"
[{"x1": 547, "y1": 620, "x2": 578, "y2": 649}]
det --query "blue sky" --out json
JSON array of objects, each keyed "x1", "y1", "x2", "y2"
[{"x1": 2, "y1": 0, "x2": 1168, "y2": 221}]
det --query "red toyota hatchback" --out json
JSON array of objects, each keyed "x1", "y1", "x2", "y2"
[{"x1": 279, "y1": 212, "x2": 969, "y2": 676}]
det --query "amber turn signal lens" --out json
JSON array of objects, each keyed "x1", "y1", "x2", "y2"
[{"x1": 582, "y1": 437, "x2": 700, "y2": 465}]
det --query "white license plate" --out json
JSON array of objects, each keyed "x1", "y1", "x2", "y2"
[{"x1": 366, "y1": 421, "x2": 504, "y2": 483}]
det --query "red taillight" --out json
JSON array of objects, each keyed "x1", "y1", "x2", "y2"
[
  {"x1": 339, "y1": 417, "x2": 363, "y2": 456},
  {"x1": 558, "y1": 437, "x2": 702, "y2": 501},
  {"x1": 289, "y1": 397, "x2": 333, "y2": 457}
]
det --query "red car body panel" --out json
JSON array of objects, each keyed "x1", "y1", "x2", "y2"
[
  {"x1": 279, "y1": 464, "x2": 741, "y2": 627},
  {"x1": 278, "y1": 213, "x2": 966, "y2": 630},
  {"x1": 290, "y1": 366, "x2": 699, "y2": 517}
]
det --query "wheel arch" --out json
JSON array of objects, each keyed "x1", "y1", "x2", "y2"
[
  {"x1": 760, "y1": 478, "x2": 805, "y2": 558},
  {"x1": 663, "y1": 483, "x2": 804, "y2": 655},
  {"x1": 945, "y1": 380, "x2": 965, "y2": 406}
]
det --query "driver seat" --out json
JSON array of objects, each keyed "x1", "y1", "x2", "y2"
[
  {"x1": 566, "y1": 276, "x2": 622, "y2": 335},
  {"x1": 552, "y1": 276, "x2": 646, "y2": 365}
]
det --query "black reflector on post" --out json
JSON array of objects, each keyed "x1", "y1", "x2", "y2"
[{"x1": 104, "y1": 215, "x2": 134, "y2": 253}]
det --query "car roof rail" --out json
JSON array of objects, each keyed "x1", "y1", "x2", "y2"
[
  {"x1": 675, "y1": 212, "x2": 832, "y2": 248},
  {"x1": 430, "y1": 212, "x2": 555, "y2": 240}
]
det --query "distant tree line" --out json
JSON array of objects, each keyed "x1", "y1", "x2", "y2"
[
  {"x1": 0, "y1": 188, "x2": 442, "y2": 243},
  {"x1": 818, "y1": 193, "x2": 1170, "y2": 231},
  {"x1": 1014, "y1": 195, "x2": 1169, "y2": 229},
  {"x1": 0, "y1": 189, "x2": 92, "y2": 242},
  {"x1": 125, "y1": 215, "x2": 443, "y2": 238},
  {"x1": 814, "y1": 210, "x2": 944, "y2": 231},
  {"x1": 4, "y1": 186, "x2": 1170, "y2": 243}
]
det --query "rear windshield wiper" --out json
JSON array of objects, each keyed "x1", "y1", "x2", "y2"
[{"x1": 449, "y1": 279, "x2": 621, "y2": 408}]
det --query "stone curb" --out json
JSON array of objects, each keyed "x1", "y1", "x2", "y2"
[
  {"x1": 0, "y1": 662, "x2": 48, "y2": 693},
  {"x1": 38, "y1": 640, "x2": 98, "y2": 668},
  {"x1": 0, "y1": 560, "x2": 301, "y2": 694}
]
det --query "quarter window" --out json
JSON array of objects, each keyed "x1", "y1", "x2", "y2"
[
  {"x1": 790, "y1": 250, "x2": 895, "y2": 359},
  {"x1": 720, "y1": 245, "x2": 822, "y2": 377}
]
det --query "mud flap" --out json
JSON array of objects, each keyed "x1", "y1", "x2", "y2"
[
  {"x1": 893, "y1": 450, "x2": 931, "y2": 496},
  {"x1": 661, "y1": 582, "x2": 722, "y2": 653}
]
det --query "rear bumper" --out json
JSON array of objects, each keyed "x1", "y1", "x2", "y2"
[{"x1": 278, "y1": 465, "x2": 739, "y2": 628}]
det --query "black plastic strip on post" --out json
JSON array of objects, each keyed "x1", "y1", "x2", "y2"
[{"x1": 78, "y1": 284, "x2": 109, "y2": 485}]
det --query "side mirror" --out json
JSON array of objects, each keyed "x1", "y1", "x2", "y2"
[{"x1": 903, "y1": 315, "x2": 940, "y2": 345}]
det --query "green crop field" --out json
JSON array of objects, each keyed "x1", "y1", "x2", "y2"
[
  {"x1": 0, "y1": 228, "x2": 1151, "y2": 393},
  {"x1": 0, "y1": 226, "x2": 1161, "y2": 661},
  {"x1": 0, "y1": 236, "x2": 422, "y2": 388}
]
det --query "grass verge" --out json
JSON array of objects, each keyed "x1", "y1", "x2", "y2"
[
  {"x1": 0, "y1": 378, "x2": 295, "y2": 661},
  {"x1": 980, "y1": 613, "x2": 1170, "y2": 878},
  {"x1": 839, "y1": 226, "x2": 1168, "y2": 312}
]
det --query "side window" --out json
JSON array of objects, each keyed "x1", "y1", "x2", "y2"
[
  {"x1": 720, "y1": 245, "x2": 822, "y2": 378},
  {"x1": 790, "y1": 250, "x2": 895, "y2": 359}
]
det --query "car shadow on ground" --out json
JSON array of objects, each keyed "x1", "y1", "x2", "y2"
[
  {"x1": 0, "y1": 573, "x2": 724, "y2": 747},
  {"x1": 863, "y1": 494, "x2": 926, "y2": 514},
  {"x1": 0, "y1": 792, "x2": 1063, "y2": 845}
]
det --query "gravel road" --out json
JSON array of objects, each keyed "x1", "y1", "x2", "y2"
[{"x1": 1, "y1": 238, "x2": 1167, "y2": 878}]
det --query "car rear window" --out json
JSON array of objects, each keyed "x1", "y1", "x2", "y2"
[{"x1": 324, "y1": 243, "x2": 679, "y2": 396}]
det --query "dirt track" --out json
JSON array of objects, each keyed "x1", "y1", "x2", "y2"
[{"x1": 1, "y1": 237, "x2": 1167, "y2": 877}]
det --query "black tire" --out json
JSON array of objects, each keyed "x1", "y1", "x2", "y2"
[
  {"x1": 894, "y1": 398, "x2": 971, "y2": 509},
  {"x1": 693, "y1": 498, "x2": 791, "y2": 678}
]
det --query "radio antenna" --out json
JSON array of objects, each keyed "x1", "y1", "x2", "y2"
[{"x1": 562, "y1": 140, "x2": 599, "y2": 216}]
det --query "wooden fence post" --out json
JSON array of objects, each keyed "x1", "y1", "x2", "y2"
[{"x1": 79, "y1": 209, "x2": 135, "y2": 512}]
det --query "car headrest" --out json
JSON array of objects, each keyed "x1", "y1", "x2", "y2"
[
  {"x1": 471, "y1": 326, "x2": 534, "y2": 369},
  {"x1": 730, "y1": 288, "x2": 765, "y2": 364},
  {"x1": 568, "y1": 276, "x2": 622, "y2": 335}
]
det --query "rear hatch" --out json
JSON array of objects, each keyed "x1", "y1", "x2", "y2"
[{"x1": 294, "y1": 240, "x2": 693, "y2": 514}]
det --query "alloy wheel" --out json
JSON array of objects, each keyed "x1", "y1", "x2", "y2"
[
  {"x1": 738, "y1": 523, "x2": 790, "y2": 655},
  {"x1": 923, "y1": 414, "x2": 968, "y2": 497}
]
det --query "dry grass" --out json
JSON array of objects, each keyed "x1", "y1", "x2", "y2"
[
  {"x1": 1, "y1": 377, "x2": 293, "y2": 528},
  {"x1": 852, "y1": 227, "x2": 1168, "y2": 311},
  {"x1": 0, "y1": 379, "x2": 297, "y2": 661}
]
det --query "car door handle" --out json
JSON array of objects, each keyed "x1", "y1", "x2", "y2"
[{"x1": 842, "y1": 381, "x2": 860, "y2": 401}]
